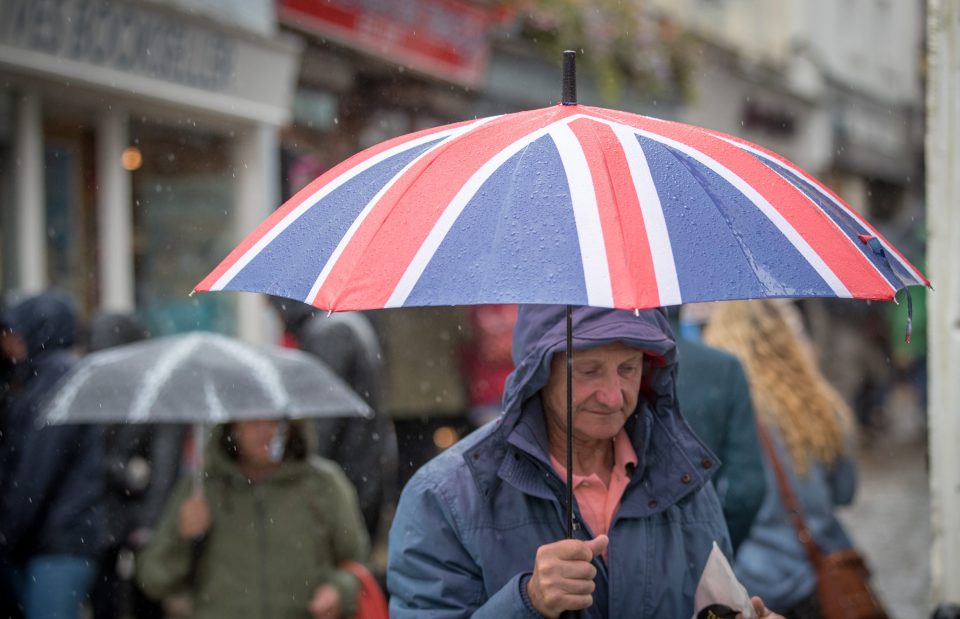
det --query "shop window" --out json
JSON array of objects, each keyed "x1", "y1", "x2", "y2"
[
  {"x1": 44, "y1": 127, "x2": 97, "y2": 314},
  {"x1": 131, "y1": 123, "x2": 236, "y2": 336}
]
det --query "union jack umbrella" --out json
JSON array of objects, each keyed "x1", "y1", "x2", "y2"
[
  {"x1": 196, "y1": 52, "x2": 928, "y2": 564},
  {"x1": 196, "y1": 81, "x2": 926, "y2": 317}
]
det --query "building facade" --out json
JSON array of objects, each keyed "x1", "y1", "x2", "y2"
[{"x1": 0, "y1": 0, "x2": 301, "y2": 341}]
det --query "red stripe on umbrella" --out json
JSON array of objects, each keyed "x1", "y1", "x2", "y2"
[
  {"x1": 311, "y1": 107, "x2": 575, "y2": 310},
  {"x1": 567, "y1": 117, "x2": 660, "y2": 309}
]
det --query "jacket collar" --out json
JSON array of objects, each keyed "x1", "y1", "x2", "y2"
[{"x1": 463, "y1": 393, "x2": 718, "y2": 519}]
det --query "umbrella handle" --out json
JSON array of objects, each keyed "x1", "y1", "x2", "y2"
[
  {"x1": 192, "y1": 423, "x2": 208, "y2": 494},
  {"x1": 560, "y1": 307, "x2": 580, "y2": 619}
]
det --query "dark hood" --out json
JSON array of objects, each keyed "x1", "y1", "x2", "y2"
[
  {"x1": 87, "y1": 312, "x2": 148, "y2": 352},
  {"x1": 10, "y1": 291, "x2": 77, "y2": 361},
  {"x1": 268, "y1": 295, "x2": 318, "y2": 335},
  {"x1": 466, "y1": 304, "x2": 719, "y2": 521},
  {"x1": 502, "y1": 304, "x2": 676, "y2": 430}
]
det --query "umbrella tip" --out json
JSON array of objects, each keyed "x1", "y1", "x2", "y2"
[{"x1": 562, "y1": 50, "x2": 577, "y2": 106}]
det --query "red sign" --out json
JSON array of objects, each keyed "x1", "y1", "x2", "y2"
[{"x1": 279, "y1": 0, "x2": 495, "y2": 87}]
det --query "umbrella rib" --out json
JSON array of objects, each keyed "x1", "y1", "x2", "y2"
[
  {"x1": 129, "y1": 335, "x2": 205, "y2": 422},
  {"x1": 713, "y1": 134, "x2": 916, "y2": 290},
  {"x1": 211, "y1": 336, "x2": 290, "y2": 413},
  {"x1": 44, "y1": 345, "x2": 148, "y2": 424},
  {"x1": 44, "y1": 363, "x2": 96, "y2": 425},
  {"x1": 609, "y1": 123, "x2": 682, "y2": 306},
  {"x1": 306, "y1": 117, "x2": 498, "y2": 308},
  {"x1": 550, "y1": 123, "x2": 614, "y2": 307},
  {"x1": 591, "y1": 116, "x2": 851, "y2": 298},
  {"x1": 385, "y1": 123, "x2": 562, "y2": 307},
  {"x1": 204, "y1": 379, "x2": 229, "y2": 424},
  {"x1": 211, "y1": 121, "x2": 496, "y2": 294}
]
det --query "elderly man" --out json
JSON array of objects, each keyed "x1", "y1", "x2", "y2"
[{"x1": 388, "y1": 305, "x2": 781, "y2": 618}]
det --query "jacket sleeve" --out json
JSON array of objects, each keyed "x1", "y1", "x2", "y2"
[
  {"x1": 826, "y1": 433, "x2": 858, "y2": 506},
  {"x1": 387, "y1": 473, "x2": 540, "y2": 619},
  {"x1": 0, "y1": 423, "x2": 84, "y2": 552},
  {"x1": 714, "y1": 357, "x2": 766, "y2": 553},
  {"x1": 303, "y1": 318, "x2": 391, "y2": 537},
  {"x1": 135, "y1": 478, "x2": 197, "y2": 600},
  {"x1": 312, "y1": 458, "x2": 370, "y2": 618},
  {"x1": 138, "y1": 424, "x2": 187, "y2": 531}
]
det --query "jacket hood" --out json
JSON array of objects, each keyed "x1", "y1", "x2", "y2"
[
  {"x1": 87, "y1": 312, "x2": 148, "y2": 352},
  {"x1": 502, "y1": 304, "x2": 676, "y2": 430},
  {"x1": 10, "y1": 291, "x2": 77, "y2": 360},
  {"x1": 456, "y1": 303, "x2": 720, "y2": 523}
]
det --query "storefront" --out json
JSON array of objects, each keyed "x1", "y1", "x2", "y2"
[
  {"x1": 276, "y1": 0, "x2": 497, "y2": 197},
  {"x1": 0, "y1": 0, "x2": 301, "y2": 341}
]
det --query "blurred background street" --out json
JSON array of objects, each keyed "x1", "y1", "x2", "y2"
[
  {"x1": 839, "y1": 382, "x2": 931, "y2": 619},
  {"x1": 1, "y1": 0, "x2": 959, "y2": 617}
]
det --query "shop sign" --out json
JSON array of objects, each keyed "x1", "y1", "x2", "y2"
[
  {"x1": 279, "y1": 0, "x2": 493, "y2": 87},
  {"x1": 0, "y1": 0, "x2": 301, "y2": 125}
]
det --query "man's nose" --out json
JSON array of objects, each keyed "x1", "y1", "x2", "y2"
[{"x1": 595, "y1": 374, "x2": 625, "y2": 409}]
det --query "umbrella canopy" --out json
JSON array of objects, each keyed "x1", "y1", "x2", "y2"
[
  {"x1": 43, "y1": 331, "x2": 371, "y2": 425},
  {"x1": 193, "y1": 52, "x2": 928, "y2": 569},
  {"x1": 196, "y1": 102, "x2": 926, "y2": 313}
]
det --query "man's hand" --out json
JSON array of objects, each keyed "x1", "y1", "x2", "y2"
[
  {"x1": 738, "y1": 596, "x2": 784, "y2": 619},
  {"x1": 177, "y1": 493, "x2": 211, "y2": 540},
  {"x1": 526, "y1": 535, "x2": 608, "y2": 618},
  {"x1": 309, "y1": 584, "x2": 342, "y2": 619}
]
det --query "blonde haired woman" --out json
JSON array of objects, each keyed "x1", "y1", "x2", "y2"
[{"x1": 704, "y1": 300, "x2": 857, "y2": 619}]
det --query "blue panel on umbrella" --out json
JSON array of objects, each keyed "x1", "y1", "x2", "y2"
[
  {"x1": 406, "y1": 135, "x2": 588, "y2": 306},
  {"x1": 226, "y1": 138, "x2": 445, "y2": 300},
  {"x1": 638, "y1": 135, "x2": 834, "y2": 302},
  {"x1": 756, "y1": 156, "x2": 906, "y2": 289}
]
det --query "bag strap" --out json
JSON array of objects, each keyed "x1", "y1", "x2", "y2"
[{"x1": 755, "y1": 421, "x2": 824, "y2": 569}]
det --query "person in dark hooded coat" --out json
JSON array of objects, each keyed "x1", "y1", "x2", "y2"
[
  {"x1": 0, "y1": 291, "x2": 104, "y2": 619},
  {"x1": 86, "y1": 311, "x2": 184, "y2": 619},
  {"x1": 0, "y1": 304, "x2": 26, "y2": 619},
  {"x1": 388, "y1": 305, "x2": 782, "y2": 618}
]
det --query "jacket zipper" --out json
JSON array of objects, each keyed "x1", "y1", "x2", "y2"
[{"x1": 254, "y1": 484, "x2": 270, "y2": 619}]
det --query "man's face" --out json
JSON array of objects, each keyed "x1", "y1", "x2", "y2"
[{"x1": 542, "y1": 341, "x2": 644, "y2": 443}]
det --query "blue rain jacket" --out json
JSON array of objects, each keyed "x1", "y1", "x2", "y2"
[
  {"x1": 388, "y1": 305, "x2": 732, "y2": 618},
  {"x1": 734, "y1": 423, "x2": 856, "y2": 610}
]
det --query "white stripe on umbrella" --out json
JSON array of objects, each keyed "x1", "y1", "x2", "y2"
[
  {"x1": 212, "y1": 117, "x2": 498, "y2": 294},
  {"x1": 713, "y1": 134, "x2": 918, "y2": 288},
  {"x1": 385, "y1": 122, "x2": 564, "y2": 308},
  {"x1": 595, "y1": 116, "x2": 852, "y2": 298},
  {"x1": 307, "y1": 117, "x2": 499, "y2": 307},
  {"x1": 129, "y1": 335, "x2": 204, "y2": 422},
  {"x1": 610, "y1": 122, "x2": 682, "y2": 307},
  {"x1": 44, "y1": 345, "x2": 141, "y2": 424},
  {"x1": 550, "y1": 122, "x2": 614, "y2": 308},
  {"x1": 212, "y1": 335, "x2": 290, "y2": 414},
  {"x1": 204, "y1": 379, "x2": 229, "y2": 424}
]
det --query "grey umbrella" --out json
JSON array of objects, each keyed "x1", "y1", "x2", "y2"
[{"x1": 43, "y1": 331, "x2": 371, "y2": 425}]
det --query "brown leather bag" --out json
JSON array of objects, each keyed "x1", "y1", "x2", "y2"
[
  {"x1": 814, "y1": 548, "x2": 889, "y2": 619},
  {"x1": 757, "y1": 424, "x2": 890, "y2": 619}
]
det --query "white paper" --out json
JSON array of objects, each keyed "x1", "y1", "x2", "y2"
[{"x1": 691, "y1": 541, "x2": 757, "y2": 619}]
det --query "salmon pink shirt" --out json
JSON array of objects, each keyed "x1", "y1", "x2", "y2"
[{"x1": 550, "y1": 429, "x2": 638, "y2": 540}]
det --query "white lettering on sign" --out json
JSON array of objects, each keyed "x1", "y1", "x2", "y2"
[{"x1": 0, "y1": 0, "x2": 236, "y2": 92}]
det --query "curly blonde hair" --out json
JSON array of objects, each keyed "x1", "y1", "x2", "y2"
[{"x1": 702, "y1": 300, "x2": 853, "y2": 475}]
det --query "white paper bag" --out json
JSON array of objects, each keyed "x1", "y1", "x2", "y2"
[{"x1": 691, "y1": 541, "x2": 757, "y2": 619}]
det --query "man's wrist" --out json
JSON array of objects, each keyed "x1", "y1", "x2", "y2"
[{"x1": 519, "y1": 572, "x2": 541, "y2": 616}]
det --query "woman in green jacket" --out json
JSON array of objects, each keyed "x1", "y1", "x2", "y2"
[{"x1": 137, "y1": 419, "x2": 369, "y2": 619}]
